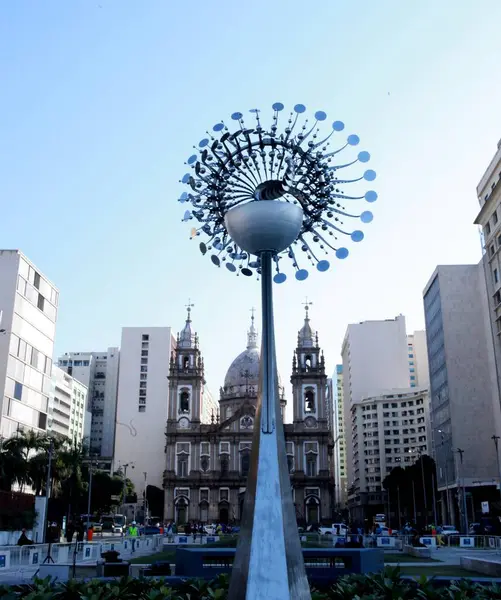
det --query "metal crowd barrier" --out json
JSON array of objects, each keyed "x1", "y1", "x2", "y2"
[{"x1": 0, "y1": 534, "x2": 164, "y2": 571}]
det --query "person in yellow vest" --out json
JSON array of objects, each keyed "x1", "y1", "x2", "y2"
[{"x1": 128, "y1": 521, "x2": 139, "y2": 552}]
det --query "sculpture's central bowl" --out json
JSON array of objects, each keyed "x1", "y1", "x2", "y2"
[{"x1": 224, "y1": 200, "x2": 303, "y2": 256}]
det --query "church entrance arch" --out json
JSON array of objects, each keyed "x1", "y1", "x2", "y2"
[
  {"x1": 175, "y1": 496, "x2": 189, "y2": 525},
  {"x1": 199, "y1": 501, "x2": 209, "y2": 523},
  {"x1": 305, "y1": 495, "x2": 320, "y2": 525},
  {"x1": 219, "y1": 501, "x2": 229, "y2": 524}
]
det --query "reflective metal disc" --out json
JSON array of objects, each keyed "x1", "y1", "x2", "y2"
[
  {"x1": 226, "y1": 263, "x2": 236, "y2": 272},
  {"x1": 351, "y1": 230, "x2": 364, "y2": 242},
  {"x1": 241, "y1": 268, "x2": 252, "y2": 277},
  {"x1": 294, "y1": 104, "x2": 306, "y2": 113},
  {"x1": 199, "y1": 242, "x2": 207, "y2": 255},
  {"x1": 295, "y1": 269, "x2": 309, "y2": 280},
  {"x1": 274, "y1": 272, "x2": 287, "y2": 283},
  {"x1": 231, "y1": 112, "x2": 243, "y2": 120},
  {"x1": 336, "y1": 247, "x2": 349, "y2": 259},
  {"x1": 317, "y1": 260, "x2": 330, "y2": 272},
  {"x1": 213, "y1": 123, "x2": 225, "y2": 132},
  {"x1": 272, "y1": 102, "x2": 284, "y2": 111},
  {"x1": 315, "y1": 110, "x2": 327, "y2": 121},
  {"x1": 211, "y1": 255, "x2": 220, "y2": 266}
]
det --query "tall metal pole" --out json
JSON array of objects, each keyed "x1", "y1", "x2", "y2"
[
  {"x1": 228, "y1": 251, "x2": 310, "y2": 600},
  {"x1": 43, "y1": 439, "x2": 53, "y2": 543},
  {"x1": 143, "y1": 471, "x2": 148, "y2": 522},
  {"x1": 397, "y1": 485, "x2": 402, "y2": 531},
  {"x1": 412, "y1": 479, "x2": 417, "y2": 524},
  {"x1": 492, "y1": 435, "x2": 501, "y2": 499},
  {"x1": 419, "y1": 451, "x2": 428, "y2": 526},
  {"x1": 431, "y1": 473, "x2": 438, "y2": 526},
  {"x1": 387, "y1": 490, "x2": 391, "y2": 530},
  {"x1": 457, "y1": 449, "x2": 468, "y2": 534},
  {"x1": 122, "y1": 464, "x2": 128, "y2": 515},
  {"x1": 86, "y1": 460, "x2": 93, "y2": 535}
]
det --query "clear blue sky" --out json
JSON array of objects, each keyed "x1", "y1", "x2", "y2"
[{"x1": 1, "y1": 0, "x2": 501, "y2": 415}]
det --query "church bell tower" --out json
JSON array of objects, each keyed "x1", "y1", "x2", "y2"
[
  {"x1": 291, "y1": 301, "x2": 328, "y2": 429},
  {"x1": 167, "y1": 302, "x2": 205, "y2": 428}
]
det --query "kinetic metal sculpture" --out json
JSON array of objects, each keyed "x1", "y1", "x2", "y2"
[{"x1": 180, "y1": 103, "x2": 377, "y2": 599}]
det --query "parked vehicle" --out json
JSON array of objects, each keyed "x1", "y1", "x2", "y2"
[
  {"x1": 140, "y1": 525, "x2": 161, "y2": 536},
  {"x1": 319, "y1": 523, "x2": 348, "y2": 536}
]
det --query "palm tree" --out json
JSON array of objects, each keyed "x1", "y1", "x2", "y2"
[{"x1": 0, "y1": 431, "x2": 46, "y2": 491}]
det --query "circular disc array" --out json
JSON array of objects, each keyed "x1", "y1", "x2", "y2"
[{"x1": 180, "y1": 103, "x2": 377, "y2": 283}]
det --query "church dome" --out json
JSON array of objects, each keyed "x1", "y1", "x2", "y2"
[
  {"x1": 222, "y1": 314, "x2": 285, "y2": 401},
  {"x1": 224, "y1": 346, "x2": 260, "y2": 390}
]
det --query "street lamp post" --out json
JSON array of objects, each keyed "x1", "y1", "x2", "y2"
[
  {"x1": 85, "y1": 456, "x2": 97, "y2": 537},
  {"x1": 456, "y1": 448, "x2": 468, "y2": 534},
  {"x1": 492, "y1": 435, "x2": 501, "y2": 498},
  {"x1": 438, "y1": 429, "x2": 452, "y2": 524},
  {"x1": 180, "y1": 103, "x2": 378, "y2": 599},
  {"x1": 143, "y1": 471, "x2": 148, "y2": 523},
  {"x1": 431, "y1": 472, "x2": 438, "y2": 525},
  {"x1": 43, "y1": 439, "x2": 54, "y2": 543},
  {"x1": 120, "y1": 462, "x2": 134, "y2": 523},
  {"x1": 411, "y1": 479, "x2": 417, "y2": 524}
]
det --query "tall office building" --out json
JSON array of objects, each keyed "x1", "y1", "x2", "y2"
[
  {"x1": 341, "y1": 315, "x2": 410, "y2": 500},
  {"x1": 423, "y1": 264, "x2": 499, "y2": 526},
  {"x1": 474, "y1": 139, "x2": 501, "y2": 443},
  {"x1": 114, "y1": 327, "x2": 176, "y2": 492},
  {"x1": 0, "y1": 250, "x2": 58, "y2": 439},
  {"x1": 407, "y1": 331, "x2": 429, "y2": 388},
  {"x1": 349, "y1": 387, "x2": 429, "y2": 522},
  {"x1": 49, "y1": 366, "x2": 90, "y2": 443},
  {"x1": 58, "y1": 349, "x2": 120, "y2": 459},
  {"x1": 333, "y1": 365, "x2": 347, "y2": 508}
]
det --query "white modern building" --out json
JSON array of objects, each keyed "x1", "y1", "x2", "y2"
[
  {"x1": 423, "y1": 264, "x2": 500, "y2": 526},
  {"x1": 0, "y1": 250, "x2": 58, "y2": 439},
  {"x1": 49, "y1": 366, "x2": 90, "y2": 443},
  {"x1": 407, "y1": 331, "x2": 429, "y2": 388},
  {"x1": 349, "y1": 387, "x2": 429, "y2": 520},
  {"x1": 114, "y1": 327, "x2": 176, "y2": 492},
  {"x1": 333, "y1": 365, "x2": 347, "y2": 508},
  {"x1": 201, "y1": 384, "x2": 218, "y2": 424},
  {"x1": 341, "y1": 315, "x2": 410, "y2": 501},
  {"x1": 57, "y1": 349, "x2": 119, "y2": 457},
  {"x1": 474, "y1": 138, "x2": 501, "y2": 445}
]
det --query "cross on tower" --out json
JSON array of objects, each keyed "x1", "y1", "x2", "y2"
[
  {"x1": 185, "y1": 299, "x2": 195, "y2": 321},
  {"x1": 302, "y1": 297, "x2": 313, "y2": 317},
  {"x1": 250, "y1": 307, "x2": 256, "y2": 322}
]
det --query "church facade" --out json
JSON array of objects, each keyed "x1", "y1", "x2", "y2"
[{"x1": 163, "y1": 307, "x2": 335, "y2": 526}]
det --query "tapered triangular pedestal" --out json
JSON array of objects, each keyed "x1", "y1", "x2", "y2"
[{"x1": 228, "y1": 252, "x2": 311, "y2": 600}]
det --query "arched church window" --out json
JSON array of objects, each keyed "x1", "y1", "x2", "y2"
[
  {"x1": 241, "y1": 452, "x2": 250, "y2": 477},
  {"x1": 183, "y1": 356, "x2": 190, "y2": 370},
  {"x1": 220, "y1": 455, "x2": 229, "y2": 475},
  {"x1": 200, "y1": 456, "x2": 210, "y2": 472},
  {"x1": 179, "y1": 390, "x2": 190, "y2": 413},
  {"x1": 304, "y1": 355, "x2": 312, "y2": 371},
  {"x1": 304, "y1": 389, "x2": 315, "y2": 413},
  {"x1": 306, "y1": 455, "x2": 317, "y2": 477}
]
